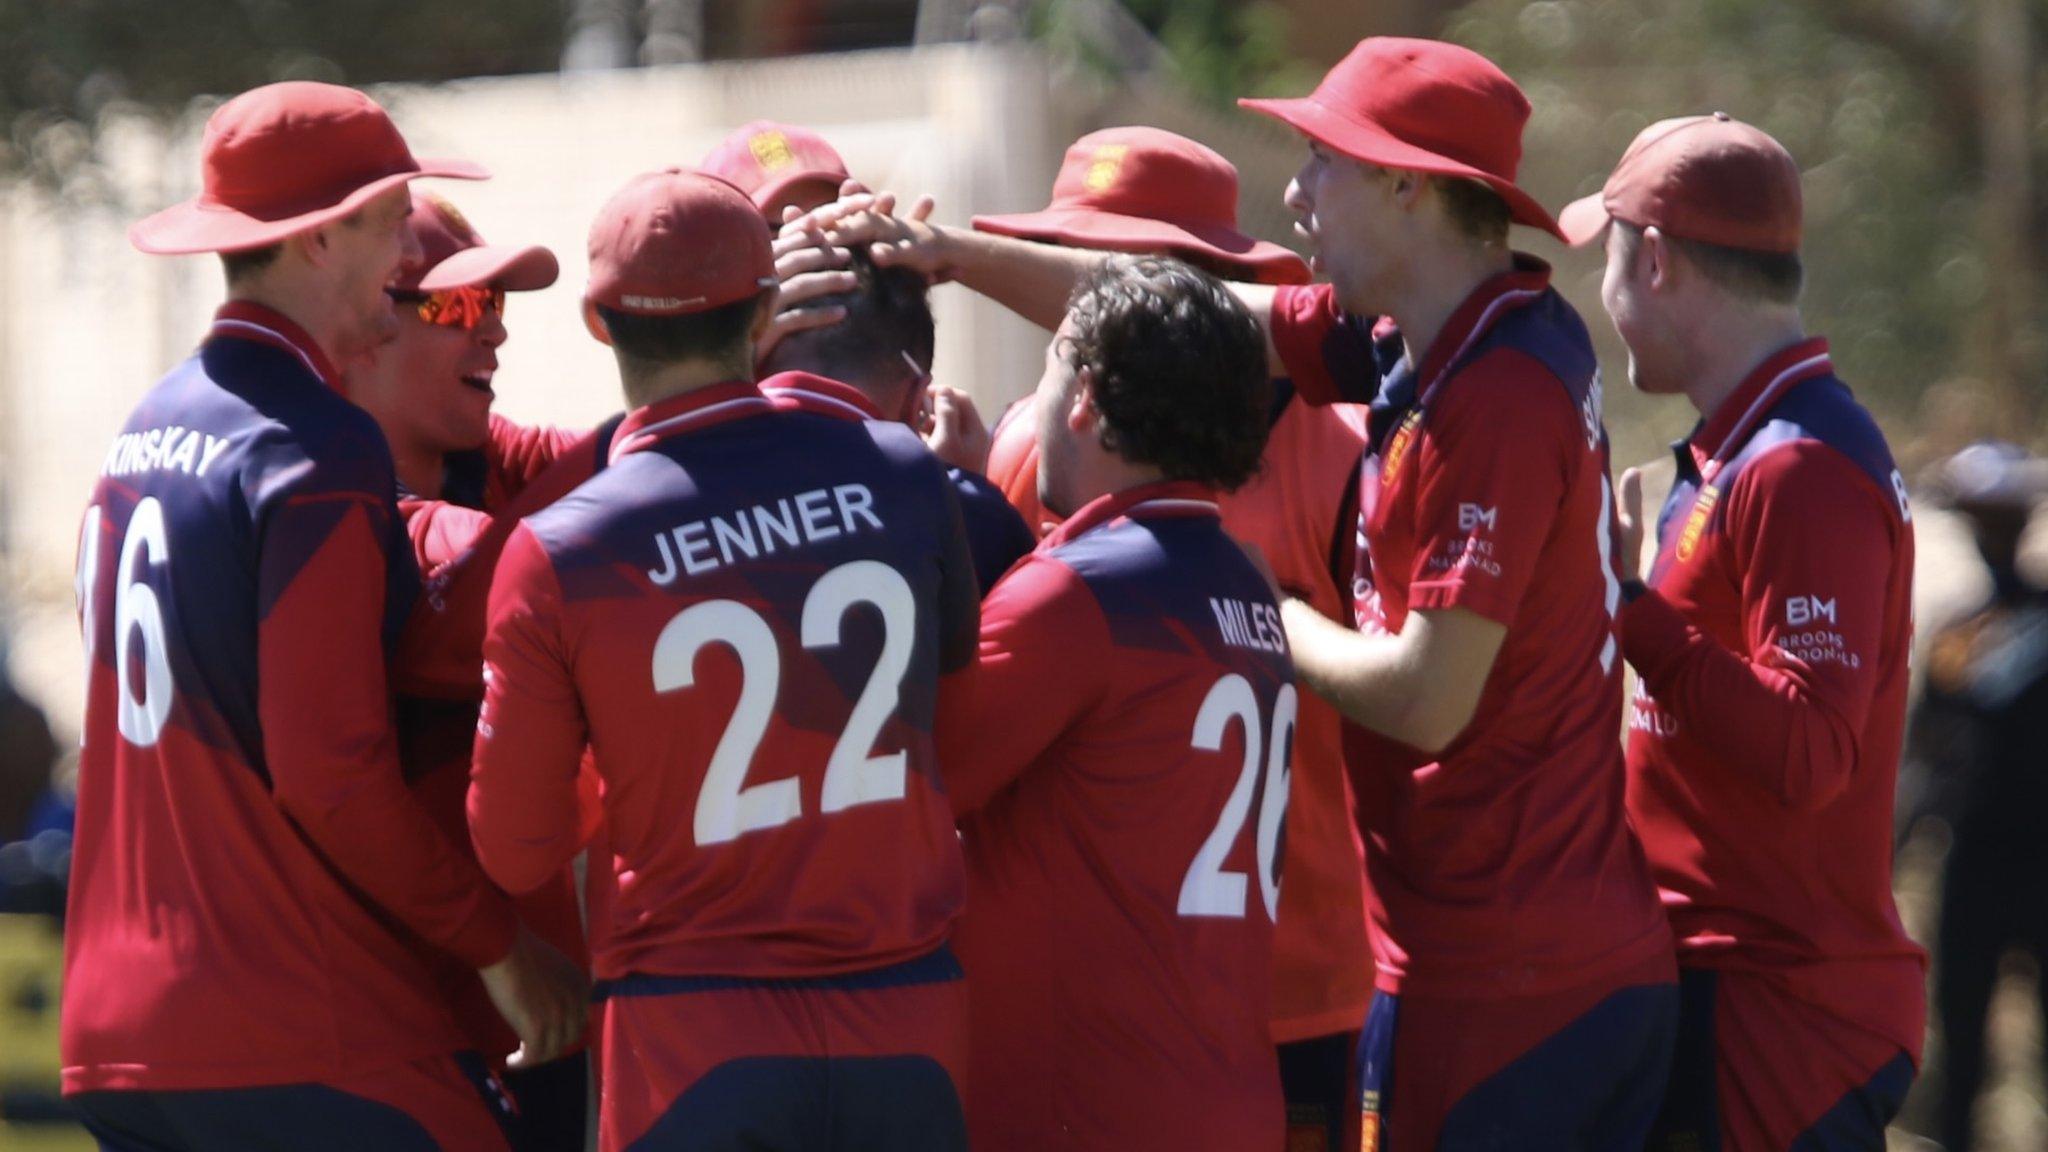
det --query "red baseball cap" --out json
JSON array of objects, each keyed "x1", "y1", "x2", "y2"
[
  {"x1": 699, "y1": 121, "x2": 851, "y2": 215},
  {"x1": 130, "y1": 81, "x2": 486, "y2": 255},
  {"x1": 1238, "y1": 37, "x2": 1563, "y2": 240},
  {"x1": 397, "y1": 190, "x2": 558, "y2": 293},
  {"x1": 1559, "y1": 113, "x2": 1803, "y2": 254},
  {"x1": 583, "y1": 169, "x2": 777, "y2": 345},
  {"x1": 971, "y1": 126, "x2": 1309, "y2": 285}
]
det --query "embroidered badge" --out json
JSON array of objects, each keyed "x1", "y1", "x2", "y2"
[
  {"x1": 1675, "y1": 483, "x2": 1720, "y2": 563},
  {"x1": 1380, "y1": 409, "x2": 1423, "y2": 489},
  {"x1": 749, "y1": 130, "x2": 796, "y2": 171},
  {"x1": 1083, "y1": 144, "x2": 1129, "y2": 192}
]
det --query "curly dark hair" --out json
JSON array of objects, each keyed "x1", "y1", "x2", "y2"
[{"x1": 1061, "y1": 255, "x2": 1271, "y2": 492}]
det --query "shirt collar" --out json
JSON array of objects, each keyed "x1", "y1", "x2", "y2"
[
  {"x1": 1410, "y1": 253, "x2": 1553, "y2": 408},
  {"x1": 1689, "y1": 336, "x2": 1833, "y2": 467},
  {"x1": 1039, "y1": 480, "x2": 1221, "y2": 551},
  {"x1": 207, "y1": 301, "x2": 344, "y2": 390},
  {"x1": 758, "y1": 371, "x2": 886, "y2": 421},
  {"x1": 609, "y1": 380, "x2": 775, "y2": 464}
]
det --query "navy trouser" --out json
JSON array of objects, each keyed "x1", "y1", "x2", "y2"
[
  {"x1": 70, "y1": 1052, "x2": 517, "y2": 1152},
  {"x1": 1647, "y1": 969, "x2": 1913, "y2": 1152},
  {"x1": 1355, "y1": 965, "x2": 1679, "y2": 1152}
]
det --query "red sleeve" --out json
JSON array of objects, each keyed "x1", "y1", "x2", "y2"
[
  {"x1": 484, "y1": 415, "x2": 585, "y2": 507},
  {"x1": 259, "y1": 495, "x2": 517, "y2": 969},
  {"x1": 404, "y1": 496, "x2": 494, "y2": 576},
  {"x1": 1619, "y1": 442, "x2": 1898, "y2": 811},
  {"x1": 1268, "y1": 283, "x2": 1380, "y2": 406},
  {"x1": 1404, "y1": 352, "x2": 1572, "y2": 625},
  {"x1": 936, "y1": 556, "x2": 1109, "y2": 816},
  {"x1": 468, "y1": 524, "x2": 592, "y2": 894}
]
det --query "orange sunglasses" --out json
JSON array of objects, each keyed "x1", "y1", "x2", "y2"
[{"x1": 386, "y1": 285, "x2": 506, "y2": 331}]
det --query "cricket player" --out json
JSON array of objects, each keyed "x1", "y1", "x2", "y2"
[
  {"x1": 1563, "y1": 112, "x2": 1926, "y2": 1151},
  {"x1": 937, "y1": 255, "x2": 1291, "y2": 1151},
  {"x1": 708, "y1": 122, "x2": 1031, "y2": 593},
  {"x1": 947, "y1": 124, "x2": 1375, "y2": 1149},
  {"x1": 349, "y1": 188, "x2": 606, "y2": 1148},
  {"x1": 757, "y1": 250, "x2": 1035, "y2": 591},
  {"x1": 468, "y1": 169, "x2": 979, "y2": 1152},
  {"x1": 65, "y1": 82, "x2": 583, "y2": 1151}
]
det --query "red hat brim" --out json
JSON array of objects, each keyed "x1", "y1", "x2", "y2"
[
  {"x1": 1556, "y1": 193, "x2": 1612, "y2": 248},
  {"x1": 971, "y1": 207, "x2": 1310, "y2": 285},
  {"x1": 749, "y1": 169, "x2": 850, "y2": 214},
  {"x1": 129, "y1": 157, "x2": 488, "y2": 256},
  {"x1": 1238, "y1": 95, "x2": 1565, "y2": 241},
  {"x1": 417, "y1": 243, "x2": 560, "y2": 293}
]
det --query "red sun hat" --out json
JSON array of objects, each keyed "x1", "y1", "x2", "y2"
[
  {"x1": 583, "y1": 169, "x2": 777, "y2": 345},
  {"x1": 972, "y1": 126, "x2": 1309, "y2": 286},
  {"x1": 130, "y1": 81, "x2": 486, "y2": 256},
  {"x1": 399, "y1": 190, "x2": 559, "y2": 293},
  {"x1": 699, "y1": 120, "x2": 851, "y2": 215},
  {"x1": 1558, "y1": 112, "x2": 1803, "y2": 254},
  {"x1": 1238, "y1": 37, "x2": 1564, "y2": 240}
]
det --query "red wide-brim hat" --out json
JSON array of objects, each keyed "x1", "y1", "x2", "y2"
[
  {"x1": 130, "y1": 81, "x2": 488, "y2": 255},
  {"x1": 1238, "y1": 38, "x2": 1564, "y2": 241}
]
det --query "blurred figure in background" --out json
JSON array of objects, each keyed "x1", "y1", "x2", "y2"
[
  {"x1": 1906, "y1": 442, "x2": 2048, "y2": 1152},
  {"x1": 0, "y1": 660, "x2": 63, "y2": 919}
]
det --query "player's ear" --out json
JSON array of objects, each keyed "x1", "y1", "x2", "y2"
[
  {"x1": 746, "y1": 285, "x2": 783, "y2": 344},
  {"x1": 1067, "y1": 365, "x2": 1101, "y2": 436},
  {"x1": 286, "y1": 227, "x2": 329, "y2": 270},
  {"x1": 1642, "y1": 226, "x2": 1674, "y2": 293}
]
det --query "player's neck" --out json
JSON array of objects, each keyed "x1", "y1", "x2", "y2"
[
  {"x1": 1679, "y1": 304, "x2": 1806, "y2": 426},
  {"x1": 388, "y1": 441, "x2": 444, "y2": 500},
  {"x1": 223, "y1": 279, "x2": 345, "y2": 373},
  {"x1": 1059, "y1": 454, "x2": 1169, "y2": 516},
  {"x1": 619, "y1": 357, "x2": 756, "y2": 412},
  {"x1": 1393, "y1": 241, "x2": 1514, "y2": 373}
]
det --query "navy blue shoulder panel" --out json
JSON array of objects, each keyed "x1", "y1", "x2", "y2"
[
  {"x1": 1053, "y1": 514, "x2": 1286, "y2": 672},
  {"x1": 1463, "y1": 288, "x2": 1600, "y2": 404},
  {"x1": 1724, "y1": 375, "x2": 1898, "y2": 496}
]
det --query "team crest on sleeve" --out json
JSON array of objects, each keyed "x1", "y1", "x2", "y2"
[
  {"x1": 1379, "y1": 410, "x2": 1424, "y2": 489},
  {"x1": 1675, "y1": 483, "x2": 1719, "y2": 564},
  {"x1": 749, "y1": 130, "x2": 796, "y2": 171},
  {"x1": 1083, "y1": 144, "x2": 1129, "y2": 192}
]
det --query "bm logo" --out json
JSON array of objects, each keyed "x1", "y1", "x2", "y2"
[
  {"x1": 1458, "y1": 503, "x2": 1497, "y2": 532},
  {"x1": 1786, "y1": 595, "x2": 1837, "y2": 626}
]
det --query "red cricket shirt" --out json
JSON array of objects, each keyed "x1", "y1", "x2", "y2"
[
  {"x1": 941, "y1": 481, "x2": 1292, "y2": 1152},
  {"x1": 980, "y1": 391, "x2": 1374, "y2": 1042},
  {"x1": 1619, "y1": 338, "x2": 1926, "y2": 1062},
  {"x1": 469, "y1": 381, "x2": 978, "y2": 981},
  {"x1": 1272, "y1": 263, "x2": 1672, "y2": 1000},
  {"x1": 64, "y1": 304, "x2": 513, "y2": 1092}
]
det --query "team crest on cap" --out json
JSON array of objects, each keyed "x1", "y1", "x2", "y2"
[
  {"x1": 749, "y1": 130, "x2": 796, "y2": 172},
  {"x1": 1083, "y1": 144, "x2": 1129, "y2": 192},
  {"x1": 1380, "y1": 409, "x2": 1423, "y2": 488},
  {"x1": 1675, "y1": 484, "x2": 1719, "y2": 563}
]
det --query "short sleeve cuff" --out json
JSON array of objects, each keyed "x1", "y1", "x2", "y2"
[{"x1": 1407, "y1": 577, "x2": 1519, "y2": 627}]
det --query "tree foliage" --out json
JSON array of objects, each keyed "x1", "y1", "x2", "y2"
[
  {"x1": 0, "y1": 0, "x2": 566, "y2": 186},
  {"x1": 1447, "y1": 0, "x2": 2046, "y2": 435}
]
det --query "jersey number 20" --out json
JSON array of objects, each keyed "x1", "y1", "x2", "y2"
[
  {"x1": 652, "y1": 559, "x2": 915, "y2": 847},
  {"x1": 1180, "y1": 676, "x2": 1295, "y2": 921}
]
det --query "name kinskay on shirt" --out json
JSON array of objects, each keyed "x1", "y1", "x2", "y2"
[
  {"x1": 99, "y1": 426, "x2": 233, "y2": 479},
  {"x1": 647, "y1": 483, "x2": 886, "y2": 585}
]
